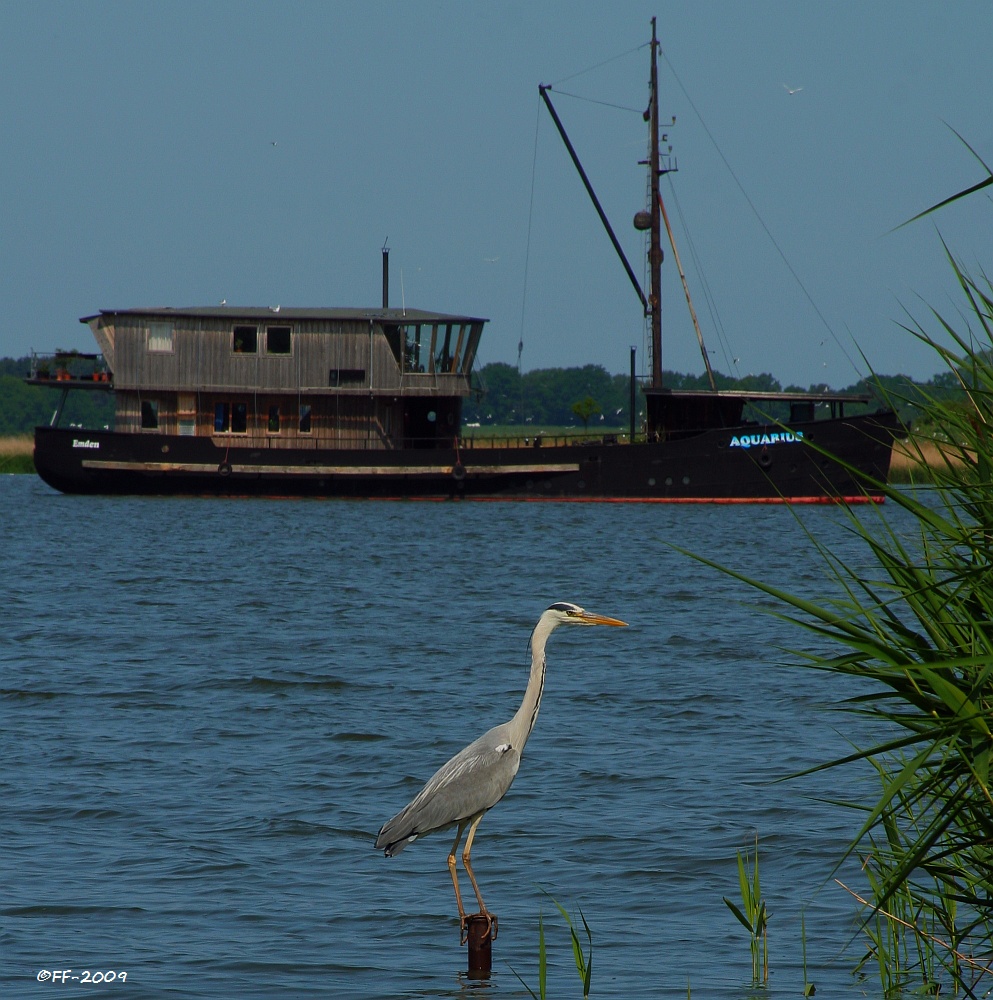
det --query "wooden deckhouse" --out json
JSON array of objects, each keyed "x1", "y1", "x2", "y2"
[{"x1": 82, "y1": 306, "x2": 486, "y2": 451}]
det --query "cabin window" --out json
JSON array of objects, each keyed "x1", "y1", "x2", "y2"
[
  {"x1": 214, "y1": 403, "x2": 230, "y2": 432},
  {"x1": 141, "y1": 399, "x2": 159, "y2": 429},
  {"x1": 177, "y1": 394, "x2": 195, "y2": 436},
  {"x1": 213, "y1": 401, "x2": 247, "y2": 433},
  {"x1": 329, "y1": 368, "x2": 365, "y2": 386},
  {"x1": 266, "y1": 325, "x2": 292, "y2": 355},
  {"x1": 299, "y1": 404, "x2": 312, "y2": 434},
  {"x1": 147, "y1": 322, "x2": 174, "y2": 353},
  {"x1": 232, "y1": 402, "x2": 248, "y2": 433},
  {"x1": 233, "y1": 325, "x2": 258, "y2": 354},
  {"x1": 268, "y1": 404, "x2": 280, "y2": 433}
]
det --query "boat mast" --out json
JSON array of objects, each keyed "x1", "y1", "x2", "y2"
[{"x1": 648, "y1": 17, "x2": 663, "y2": 388}]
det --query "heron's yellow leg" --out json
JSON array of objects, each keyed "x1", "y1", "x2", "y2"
[
  {"x1": 447, "y1": 821, "x2": 470, "y2": 926},
  {"x1": 462, "y1": 814, "x2": 498, "y2": 941}
]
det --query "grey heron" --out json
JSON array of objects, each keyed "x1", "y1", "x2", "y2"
[{"x1": 375, "y1": 601, "x2": 627, "y2": 942}]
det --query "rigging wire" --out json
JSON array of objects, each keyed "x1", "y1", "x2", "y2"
[
  {"x1": 518, "y1": 98, "x2": 543, "y2": 377},
  {"x1": 546, "y1": 89, "x2": 644, "y2": 116},
  {"x1": 659, "y1": 47, "x2": 863, "y2": 380},
  {"x1": 665, "y1": 175, "x2": 738, "y2": 378},
  {"x1": 550, "y1": 42, "x2": 648, "y2": 88},
  {"x1": 510, "y1": 97, "x2": 545, "y2": 425}
]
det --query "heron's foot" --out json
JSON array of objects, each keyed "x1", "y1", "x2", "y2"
[{"x1": 461, "y1": 911, "x2": 498, "y2": 945}]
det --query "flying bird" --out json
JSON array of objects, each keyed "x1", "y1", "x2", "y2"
[
  {"x1": 782, "y1": 83, "x2": 803, "y2": 95},
  {"x1": 375, "y1": 602, "x2": 627, "y2": 943}
]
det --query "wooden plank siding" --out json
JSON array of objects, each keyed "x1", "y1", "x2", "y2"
[
  {"x1": 107, "y1": 316, "x2": 391, "y2": 392},
  {"x1": 114, "y1": 390, "x2": 413, "y2": 449},
  {"x1": 99, "y1": 314, "x2": 476, "y2": 397}
]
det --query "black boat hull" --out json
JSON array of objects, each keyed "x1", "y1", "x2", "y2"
[{"x1": 34, "y1": 411, "x2": 900, "y2": 501}]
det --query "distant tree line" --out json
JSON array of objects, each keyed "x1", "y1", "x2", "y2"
[{"x1": 0, "y1": 353, "x2": 969, "y2": 436}]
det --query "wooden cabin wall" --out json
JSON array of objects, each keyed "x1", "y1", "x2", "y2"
[
  {"x1": 88, "y1": 318, "x2": 116, "y2": 371},
  {"x1": 106, "y1": 313, "x2": 476, "y2": 451},
  {"x1": 116, "y1": 389, "x2": 404, "y2": 450},
  {"x1": 110, "y1": 315, "x2": 473, "y2": 397},
  {"x1": 112, "y1": 316, "x2": 407, "y2": 392}
]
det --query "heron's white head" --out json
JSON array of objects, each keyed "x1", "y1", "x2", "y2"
[{"x1": 544, "y1": 601, "x2": 628, "y2": 628}]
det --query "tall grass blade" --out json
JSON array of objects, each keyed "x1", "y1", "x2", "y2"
[{"x1": 702, "y1": 166, "x2": 993, "y2": 996}]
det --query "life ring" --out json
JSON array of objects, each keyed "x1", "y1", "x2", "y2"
[
  {"x1": 758, "y1": 448, "x2": 772, "y2": 469},
  {"x1": 452, "y1": 462, "x2": 466, "y2": 481},
  {"x1": 218, "y1": 461, "x2": 233, "y2": 476}
]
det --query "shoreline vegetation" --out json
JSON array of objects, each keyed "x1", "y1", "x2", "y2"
[
  {"x1": 0, "y1": 432, "x2": 951, "y2": 484},
  {"x1": 0, "y1": 435, "x2": 34, "y2": 474}
]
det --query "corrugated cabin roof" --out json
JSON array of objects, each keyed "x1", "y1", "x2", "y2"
[{"x1": 79, "y1": 306, "x2": 488, "y2": 324}]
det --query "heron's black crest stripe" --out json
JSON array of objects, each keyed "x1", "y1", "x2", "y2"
[
  {"x1": 548, "y1": 602, "x2": 575, "y2": 612},
  {"x1": 526, "y1": 653, "x2": 545, "y2": 742}
]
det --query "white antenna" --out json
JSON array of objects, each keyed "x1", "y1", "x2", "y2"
[{"x1": 400, "y1": 268, "x2": 406, "y2": 316}]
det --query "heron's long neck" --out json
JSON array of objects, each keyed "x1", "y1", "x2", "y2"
[{"x1": 507, "y1": 613, "x2": 557, "y2": 753}]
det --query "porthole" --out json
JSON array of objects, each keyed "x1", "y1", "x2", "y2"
[
  {"x1": 665, "y1": 477, "x2": 673, "y2": 486},
  {"x1": 648, "y1": 477, "x2": 656, "y2": 487},
  {"x1": 682, "y1": 475, "x2": 690, "y2": 485}
]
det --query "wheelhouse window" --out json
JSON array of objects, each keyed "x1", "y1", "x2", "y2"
[
  {"x1": 267, "y1": 404, "x2": 280, "y2": 433},
  {"x1": 299, "y1": 404, "x2": 312, "y2": 434},
  {"x1": 402, "y1": 324, "x2": 424, "y2": 372},
  {"x1": 435, "y1": 324, "x2": 454, "y2": 372},
  {"x1": 232, "y1": 325, "x2": 258, "y2": 354},
  {"x1": 387, "y1": 320, "x2": 480, "y2": 374},
  {"x1": 147, "y1": 322, "x2": 174, "y2": 353},
  {"x1": 266, "y1": 325, "x2": 291, "y2": 355},
  {"x1": 140, "y1": 399, "x2": 159, "y2": 429}
]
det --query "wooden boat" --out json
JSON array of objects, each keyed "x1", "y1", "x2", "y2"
[{"x1": 29, "y1": 20, "x2": 898, "y2": 502}]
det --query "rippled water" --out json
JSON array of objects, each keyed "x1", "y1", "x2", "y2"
[{"x1": 0, "y1": 475, "x2": 920, "y2": 998}]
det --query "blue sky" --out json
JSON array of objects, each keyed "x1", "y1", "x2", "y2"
[{"x1": 1, "y1": 2, "x2": 989, "y2": 387}]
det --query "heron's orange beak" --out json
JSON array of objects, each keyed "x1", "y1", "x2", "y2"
[{"x1": 577, "y1": 611, "x2": 628, "y2": 627}]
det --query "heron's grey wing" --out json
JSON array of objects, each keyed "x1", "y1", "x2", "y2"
[{"x1": 376, "y1": 728, "x2": 521, "y2": 856}]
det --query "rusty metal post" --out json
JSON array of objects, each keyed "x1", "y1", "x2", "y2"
[{"x1": 465, "y1": 914, "x2": 493, "y2": 975}]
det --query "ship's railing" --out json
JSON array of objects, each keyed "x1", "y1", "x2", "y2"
[
  {"x1": 28, "y1": 350, "x2": 111, "y2": 384},
  {"x1": 228, "y1": 430, "x2": 633, "y2": 451},
  {"x1": 462, "y1": 431, "x2": 630, "y2": 449}
]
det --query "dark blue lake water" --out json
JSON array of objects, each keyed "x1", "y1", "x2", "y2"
[{"x1": 0, "y1": 475, "x2": 917, "y2": 998}]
